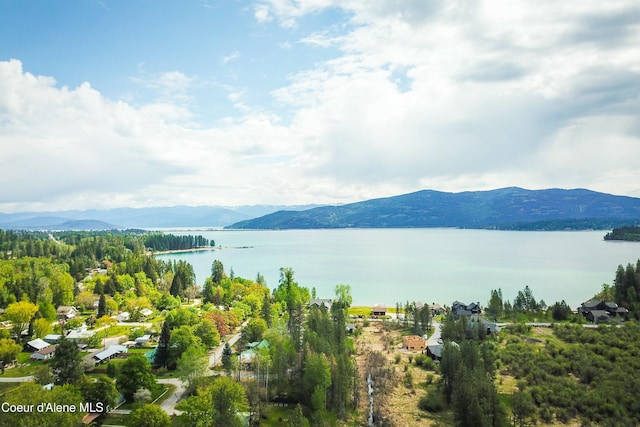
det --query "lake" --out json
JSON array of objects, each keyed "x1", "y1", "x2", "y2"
[{"x1": 155, "y1": 229, "x2": 640, "y2": 309}]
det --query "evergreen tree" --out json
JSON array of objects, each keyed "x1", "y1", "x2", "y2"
[
  {"x1": 51, "y1": 336, "x2": 83, "y2": 385},
  {"x1": 211, "y1": 260, "x2": 225, "y2": 284},
  {"x1": 97, "y1": 293, "x2": 106, "y2": 318},
  {"x1": 222, "y1": 342, "x2": 233, "y2": 375},
  {"x1": 154, "y1": 321, "x2": 171, "y2": 368}
]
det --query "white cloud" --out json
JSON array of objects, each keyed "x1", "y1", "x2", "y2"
[
  {"x1": 220, "y1": 51, "x2": 241, "y2": 65},
  {"x1": 2, "y1": 0, "x2": 640, "y2": 213},
  {"x1": 262, "y1": 0, "x2": 640, "y2": 197}
]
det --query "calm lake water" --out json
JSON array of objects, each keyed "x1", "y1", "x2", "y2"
[{"x1": 155, "y1": 229, "x2": 640, "y2": 309}]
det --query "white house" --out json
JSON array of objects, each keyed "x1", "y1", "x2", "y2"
[
  {"x1": 56, "y1": 306, "x2": 79, "y2": 320},
  {"x1": 139, "y1": 308, "x2": 153, "y2": 318},
  {"x1": 30, "y1": 345, "x2": 57, "y2": 361},
  {"x1": 116, "y1": 312, "x2": 130, "y2": 322},
  {"x1": 135, "y1": 334, "x2": 151, "y2": 345}
]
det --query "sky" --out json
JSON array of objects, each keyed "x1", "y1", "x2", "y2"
[{"x1": 1, "y1": 0, "x2": 639, "y2": 213}]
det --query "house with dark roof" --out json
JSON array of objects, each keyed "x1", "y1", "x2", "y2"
[
  {"x1": 578, "y1": 300, "x2": 627, "y2": 323},
  {"x1": 451, "y1": 301, "x2": 481, "y2": 318},
  {"x1": 309, "y1": 298, "x2": 333, "y2": 310}
]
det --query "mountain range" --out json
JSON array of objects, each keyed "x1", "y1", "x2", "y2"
[
  {"x1": 3, "y1": 187, "x2": 640, "y2": 231},
  {"x1": 0, "y1": 205, "x2": 320, "y2": 230},
  {"x1": 227, "y1": 187, "x2": 640, "y2": 230}
]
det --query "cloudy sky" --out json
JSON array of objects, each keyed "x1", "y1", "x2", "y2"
[{"x1": 1, "y1": 1, "x2": 639, "y2": 212}]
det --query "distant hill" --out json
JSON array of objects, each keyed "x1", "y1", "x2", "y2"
[
  {"x1": 227, "y1": 187, "x2": 640, "y2": 230},
  {"x1": 0, "y1": 205, "x2": 321, "y2": 230}
]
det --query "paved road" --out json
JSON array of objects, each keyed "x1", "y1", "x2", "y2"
[
  {"x1": 427, "y1": 320, "x2": 442, "y2": 346},
  {"x1": 157, "y1": 378, "x2": 184, "y2": 416},
  {"x1": 207, "y1": 320, "x2": 247, "y2": 370},
  {"x1": 0, "y1": 375, "x2": 34, "y2": 382}
]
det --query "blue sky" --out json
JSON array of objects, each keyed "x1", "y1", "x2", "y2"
[{"x1": 1, "y1": 0, "x2": 640, "y2": 212}]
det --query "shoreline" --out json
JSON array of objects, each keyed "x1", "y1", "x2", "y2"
[
  {"x1": 150, "y1": 247, "x2": 218, "y2": 255},
  {"x1": 151, "y1": 245, "x2": 254, "y2": 256}
]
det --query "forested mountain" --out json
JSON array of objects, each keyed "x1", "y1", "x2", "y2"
[
  {"x1": 0, "y1": 205, "x2": 321, "y2": 230},
  {"x1": 227, "y1": 187, "x2": 640, "y2": 230}
]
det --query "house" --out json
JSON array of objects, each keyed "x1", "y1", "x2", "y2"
[
  {"x1": 309, "y1": 298, "x2": 333, "y2": 310},
  {"x1": 402, "y1": 335, "x2": 426, "y2": 352},
  {"x1": 93, "y1": 345, "x2": 128, "y2": 364},
  {"x1": 66, "y1": 325, "x2": 95, "y2": 342},
  {"x1": 139, "y1": 308, "x2": 153, "y2": 319},
  {"x1": 135, "y1": 334, "x2": 151, "y2": 346},
  {"x1": 26, "y1": 338, "x2": 51, "y2": 352},
  {"x1": 372, "y1": 304, "x2": 387, "y2": 317},
  {"x1": 427, "y1": 341, "x2": 459, "y2": 362},
  {"x1": 56, "y1": 306, "x2": 79, "y2": 321},
  {"x1": 451, "y1": 301, "x2": 481, "y2": 318},
  {"x1": 116, "y1": 312, "x2": 130, "y2": 322},
  {"x1": 240, "y1": 340, "x2": 269, "y2": 364},
  {"x1": 44, "y1": 334, "x2": 62, "y2": 344},
  {"x1": 429, "y1": 303, "x2": 444, "y2": 316},
  {"x1": 30, "y1": 345, "x2": 57, "y2": 361},
  {"x1": 578, "y1": 300, "x2": 628, "y2": 323}
]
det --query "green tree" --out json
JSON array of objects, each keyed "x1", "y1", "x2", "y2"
[
  {"x1": 0, "y1": 338, "x2": 22, "y2": 365},
  {"x1": 211, "y1": 259, "x2": 225, "y2": 284},
  {"x1": 32, "y1": 317, "x2": 52, "y2": 338},
  {"x1": 97, "y1": 292, "x2": 106, "y2": 318},
  {"x1": 242, "y1": 317, "x2": 267, "y2": 344},
  {"x1": 177, "y1": 345, "x2": 208, "y2": 393},
  {"x1": 290, "y1": 403, "x2": 310, "y2": 427},
  {"x1": 129, "y1": 404, "x2": 172, "y2": 427},
  {"x1": 116, "y1": 353, "x2": 157, "y2": 401},
  {"x1": 78, "y1": 375, "x2": 119, "y2": 414},
  {"x1": 5, "y1": 300, "x2": 38, "y2": 338},
  {"x1": 154, "y1": 321, "x2": 171, "y2": 367},
  {"x1": 222, "y1": 342, "x2": 234, "y2": 375},
  {"x1": 209, "y1": 376, "x2": 249, "y2": 427},
  {"x1": 0, "y1": 382, "x2": 84, "y2": 427},
  {"x1": 486, "y1": 289, "x2": 503, "y2": 320},
  {"x1": 194, "y1": 318, "x2": 220, "y2": 348},
  {"x1": 168, "y1": 325, "x2": 203, "y2": 368},
  {"x1": 50, "y1": 336, "x2": 83, "y2": 385}
]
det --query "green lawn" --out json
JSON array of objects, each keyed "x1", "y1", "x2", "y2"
[{"x1": 261, "y1": 403, "x2": 298, "y2": 426}]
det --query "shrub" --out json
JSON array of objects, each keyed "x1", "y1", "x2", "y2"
[{"x1": 418, "y1": 391, "x2": 444, "y2": 412}]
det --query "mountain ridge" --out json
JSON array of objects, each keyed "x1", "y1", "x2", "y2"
[
  {"x1": 226, "y1": 187, "x2": 640, "y2": 230},
  {"x1": 0, "y1": 204, "x2": 322, "y2": 230}
]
